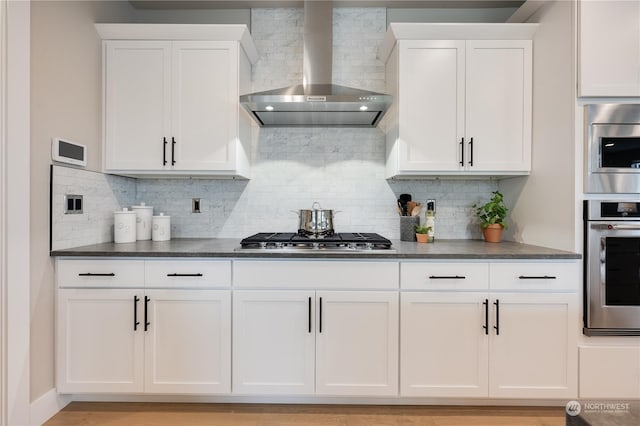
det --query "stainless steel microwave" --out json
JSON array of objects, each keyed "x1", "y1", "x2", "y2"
[{"x1": 586, "y1": 104, "x2": 640, "y2": 193}]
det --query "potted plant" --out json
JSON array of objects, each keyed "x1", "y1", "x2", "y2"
[
  {"x1": 415, "y1": 224, "x2": 432, "y2": 243},
  {"x1": 474, "y1": 191, "x2": 508, "y2": 243}
]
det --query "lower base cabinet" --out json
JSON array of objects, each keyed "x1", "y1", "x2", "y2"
[
  {"x1": 57, "y1": 289, "x2": 231, "y2": 394},
  {"x1": 401, "y1": 291, "x2": 578, "y2": 399},
  {"x1": 579, "y1": 346, "x2": 640, "y2": 398},
  {"x1": 233, "y1": 290, "x2": 399, "y2": 396}
]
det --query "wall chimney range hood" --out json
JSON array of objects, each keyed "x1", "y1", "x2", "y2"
[{"x1": 240, "y1": 1, "x2": 392, "y2": 128}]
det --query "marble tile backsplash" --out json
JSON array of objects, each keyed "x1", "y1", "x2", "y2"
[
  {"x1": 51, "y1": 8, "x2": 499, "y2": 247},
  {"x1": 51, "y1": 165, "x2": 136, "y2": 250}
]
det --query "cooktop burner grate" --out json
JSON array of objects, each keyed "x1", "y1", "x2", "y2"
[{"x1": 239, "y1": 232, "x2": 393, "y2": 251}]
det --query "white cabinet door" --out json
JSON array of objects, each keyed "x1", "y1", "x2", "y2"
[
  {"x1": 144, "y1": 290, "x2": 231, "y2": 394},
  {"x1": 579, "y1": 0, "x2": 640, "y2": 96},
  {"x1": 400, "y1": 292, "x2": 489, "y2": 397},
  {"x1": 465, "y1": 40, "x2": 531, "y2": 172},
  {"x1": 57, "y1": 289, "x2": 144, "y2": 393},
  {"x1": 489, "y1": 292, "x2": 578, "y2": 399},
  {"x1": 171, "y1": 42, "x2": 238, "y2": 171},
  {"x1": 388, "y1": 39, "x2": 531, "y2": 177},
  {"x1": 397, "y1": 40, "x2": 465, "y2": 172},
  {"x1": 233, "y1": 291, "x2": 316, "y2": 395},
  {"x1": 104, "y1": 41, "x2": 171, "y2": 171},
  {"x1": 315, "y1": 291, "x2": 399, "y2": 396}
]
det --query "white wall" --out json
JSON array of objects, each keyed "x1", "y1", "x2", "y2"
[
  {"x1": 3, "y1": 1, "x2": 31, "y2": 423},
  {"x1": 500, "y1": 0, "x2": 576, "y2": 251},
  {"x1": 30, "y1": 0, "x2": 136, "y2": 402}
]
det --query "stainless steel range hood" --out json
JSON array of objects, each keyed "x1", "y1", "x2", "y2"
[{"x1": 240, "y1": 1, "x2": 392, "y2": 128}]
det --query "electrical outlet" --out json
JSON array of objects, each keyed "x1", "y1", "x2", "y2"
[
  {"x1": 192, "y1": 198, "x2": 201, "y2": 213},
  {"x1": 426, "y1": 199, "x2": 436, "y2": 213},
  {"x1": 64, "y1": 195, "x2": 83, "y2": 214}
]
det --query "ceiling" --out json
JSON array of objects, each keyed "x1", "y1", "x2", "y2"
[{"x1": 129, "y1": 1, "x2": 527, "y2": 10}]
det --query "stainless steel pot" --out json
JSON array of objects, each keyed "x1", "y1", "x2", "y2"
[{"x1": 295, "y1": 202, "x2": 338, "y2": 236}]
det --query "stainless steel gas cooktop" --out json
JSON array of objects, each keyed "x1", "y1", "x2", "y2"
[{"x1": 237, "y1": 232, "x2": 394, "y2": 252}]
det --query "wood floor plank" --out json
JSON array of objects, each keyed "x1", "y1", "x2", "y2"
[{"x1": 44, "y1": 403, "x2": 565, "y2": 426}]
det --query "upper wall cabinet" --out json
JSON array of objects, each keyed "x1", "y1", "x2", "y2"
[
  {"x1": 578, "y1": 0, "x2": 640, "y2": 97},
  {"x1": 96, "y1": 25, "x2": 258, "y2": 178},
  {"x1": 379, "y1": 23, "x2": 537, "y2": 178}
]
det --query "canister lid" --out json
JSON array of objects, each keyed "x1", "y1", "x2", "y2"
[
  {"x1": 132, "y1": 202, "x2": 153, "y2": 210},
  {"x1": 114, "y1": 207, "x2": 135, "y2": 214}
]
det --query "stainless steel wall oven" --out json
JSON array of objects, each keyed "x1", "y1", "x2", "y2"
[
  {"x1": 584, "y1": 200, "x2": 640, "y2": 335},
  {"x1": 586, "y1": 104, "x2": 640, "y2": 193}
]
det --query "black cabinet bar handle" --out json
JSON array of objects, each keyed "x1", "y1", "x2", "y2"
[
  {"x1": 428, "y1": 275, "x2": 466, "y2": 280},
  {"x1": 319, "y1": 297, "x2": 323, "y2": 334},
  {"x1": 459, "y1": 137, "x2": 465, "y2": 166},
  {"x1": 308, "y1": 297, "x2": 312, "y2": 333},
  {"x1": 518, "y1": 275, "x2": 557, "y2": 280},
  {"x1": 167, "y1": 273, "x2": 203, "y2": 277},
  {"x1": 133, "y1": 296, "x2": 140, "y2": 331},
  {"x1": 468, "y1": 137, "x2": 474, "y2": 167},
  {"x1": 163, "y1": 137, "x2": 168, "y2": 166},
  {"x1": 493, "y1": 299, "x2": 500, "y2": 335},
  {"x1": 78, "y1": 273, "x2": 115, "y2": 277},
  {"x1": 483, "y1": 299, "x2": 489, "y2": 335},
  {"x1": 144, "y1": 296, "x2": 150, "y2": 331},
  {"x1": 171, "y1": 137, "x2": 176, "y2": 166}
]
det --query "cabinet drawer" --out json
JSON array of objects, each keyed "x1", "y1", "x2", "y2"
[
  {"x1": 490, "y1": 262, "x2": 578, "y2": 291},
  {"x1": 233, "y1": 260, "x2": 399, "y2": 289},
  {"x1": 57, "y1": 259, "x2": 144, "y2": 288},
  {"x1": 145, "y1": 259, "x2": 231, "y2": 288},
  {"x1": 401, "y1": 263, "x2": 489, "y2": 290}
]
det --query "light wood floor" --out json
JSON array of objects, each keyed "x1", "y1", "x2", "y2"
[{"x1": 44, "y1": 402, "x2": 566, "y2": 426}]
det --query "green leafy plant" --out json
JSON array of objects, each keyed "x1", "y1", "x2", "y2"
[
  {"x1": 474, "y1": 191, "x2": 508, "y2": 229},
  {"x1": 415, "y1": 224, "x2": 432, "y2": 234}
]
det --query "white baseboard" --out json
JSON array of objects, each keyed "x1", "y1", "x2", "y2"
[{"x1": 30, "y1": 389, "x2": 71, "y2": 426}]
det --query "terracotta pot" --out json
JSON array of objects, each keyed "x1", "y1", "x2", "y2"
[
  {"x1": 482, "y1": 224, "x2": 504, "y2": 243},
  {"x1": 416, "y1": 233, "x2": 429, "y2": 243}
]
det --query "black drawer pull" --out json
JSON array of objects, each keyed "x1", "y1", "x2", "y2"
[
  {"x1": 133, "y1": 295, "x2": 140, "y2": 331},
  {"x1": 144, "y1": 296, "x2": 150, "y2": 331},
  {"x1": 163, "y1": 137, "x2": 168, "y2": 166},
  {"x1": 428, "y1": 275, "x2": 466, "y2": 280},
  {"x1": 78, "y1": 273, "x2": 115, "y2": 277},
  {"x1": 482, "y1": 299, "x2": 489, "y2": 335},
  {"x1": 308, "y1": 297, "x2": 312, "y2": 333},
  {"x1": 493, "y1": 299, "x2": 500, "y2": 336},
  {"x1": 167, "y1": 273, "x2": 203, "y2": 277},
  {"x1": 518, "y1": 275, "x2": 556, "y2": 280}
]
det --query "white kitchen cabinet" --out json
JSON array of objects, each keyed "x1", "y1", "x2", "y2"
[
  {"x1": 380, "y1": 24, "x2": 534, "y2": 177},
  {"x1": 489, "y1": 292, "x2": 577, "y2": 399},
  {"x1": 56, "y1": 258, "x2": 232, "y2": 395},
  {"x1": 144, "y1": 290, "x2": 231, "y2": 394},
  {"x1": 315, "y1": 291, "x2": 399, "y2": 396},
  {"x1": 579, "y1": 346, "x2": 640, "y2": 398},
  {"x1": 399, "y1": 261, "x2": 578, "y2": 399},
  {"x1": 232, "y1": 279, "x2": 399, "y2": 396},
  {"x1": 56, "y1": 289, "x2": 144, "y2": 393},
  {"x1": 578, "y1": 0, "x2": 640, "y2": 97},
  {"x1": 232, "y1": 290, "x2": 316, "y2": 395},
  {"x1": 401, "y1": 292, "x2": 489, "y2": 397},
  {"x1": 98, "y1": 25, "x2": 257, "y2": 178}
]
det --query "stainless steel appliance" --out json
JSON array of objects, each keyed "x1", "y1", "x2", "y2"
[
  {"x1": 295, "y1": 202, "x2": 338, "y2": 237},
  {"x1": 239, "y1": 1, "x2": 392, "y2": 127},
  {"x1": 237, "y1": 232, "x2": 394, "y2": 253},
  {"x1": 586, "y1": 103, "x2": 640, "y2": 193},
  {"x1": 584, "y1": 200, "x2": 640, "y2": 335}
]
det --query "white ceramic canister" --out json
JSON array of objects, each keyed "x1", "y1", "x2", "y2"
[
  {"x1": 131, "y1": 202, "x2": 154, "y2": 241},
  {"x1": 152, "y1": 213, "x2": 171, "y2": 242},
  {"x1": 114, "y1": 208, "x2": 137, "y2": 243}
]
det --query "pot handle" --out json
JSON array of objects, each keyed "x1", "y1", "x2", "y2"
[
  {"x1": 312, "y1": 201, "x2": 322, "y2": 210},
  {"x1": 291, "y1": 210, "x2": 300, "y2": 217}
]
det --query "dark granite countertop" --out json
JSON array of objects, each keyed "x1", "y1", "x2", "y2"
[{"x1": 50, "y1": 238, "x2": 581, "y2": 260}]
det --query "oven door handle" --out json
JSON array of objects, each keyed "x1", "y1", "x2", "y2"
[{"x1": 602, "y1": 224, "x2": 640, "y2": 231}]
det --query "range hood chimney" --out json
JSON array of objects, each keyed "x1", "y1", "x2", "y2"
[{"x1": 240, "y1": 1, "x2": 392, "y2": 128}]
